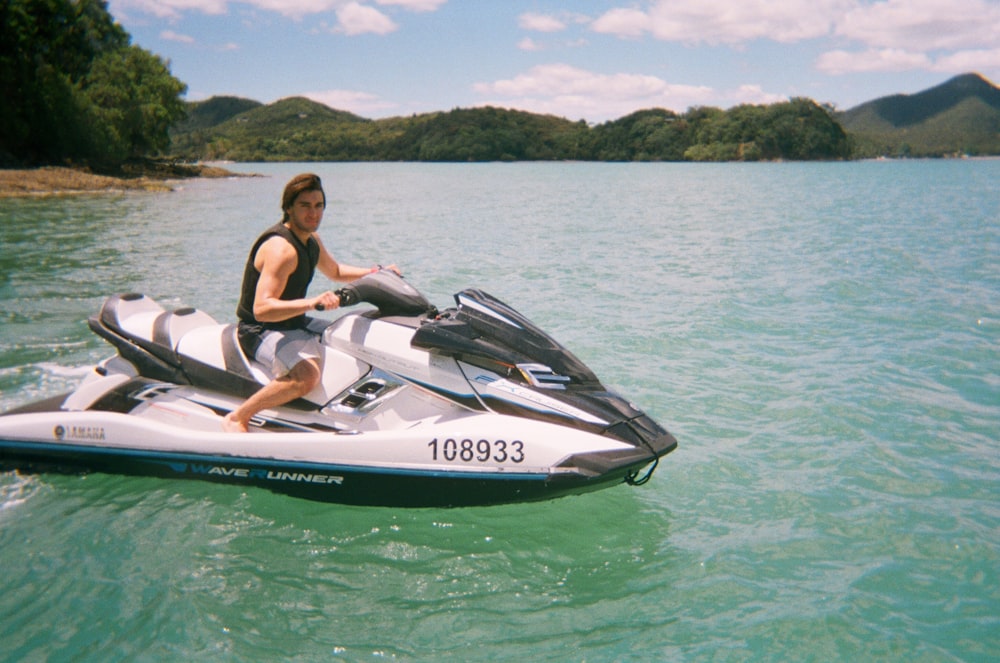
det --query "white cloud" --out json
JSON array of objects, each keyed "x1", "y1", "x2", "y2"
[
  {"x1": 816, "y1": 48, "x2": 932, "y2": 75},
  {"x1": 589, "y1": 0, "x2": 1000, "y2": 81},
  {"x1": 590, "y1": 8, "x2": 649, "y2": 39},
  {"x1": 518, "y1": 37, "x2": 544, "y2": 52},
  {"x1": 836, "y1": 0, "x2": 1000, "y2": 51},
  {"x1": 817, "y1": 45, "x2": 1000, "y2": 76},
  {"x1": 591, "y1": 0, "x2": 843, "y2": 45},
  {"x1": 335, "y1": 2, "x2": 398, "y2": 35},
  {"x1": 158, "y1": 26, "x2": 239, "y2": 51},
  {"x1": 931, "y1": 49, "x2": 1000, "y2": 74},
  {"x1": 375, "y1": 0, "x2": 447, "y2": 11},
  {"x1": 303, "y1": 89, "x2": 396, "y2": 114},
  {"x1": 519, "y1": 13, "x2": 567, "y2": 33},
  {"x1": 474, "y1": 63, "x2": 727, "y2": 120},
  {"x1": 160, "y1": 30, "x2": 195, "y2": 44},
  {"x1": 478, "y1": 64, "x2": 655, "y2": 98},
  {"x1": 817, "y1": 0, "x2": 1000, "y2": 77},
  {"x1": 111, "y1": 0, "x2": 228, "y2": 20},
  {"x1": 112, "y1": 0, "x2": 444, "y2": 21},
  {"x1": 726, "y1": 85, "x2": 788, "y2": 107},
  {"x1": 589, "y1": 0, "x2": 999, "y2": 53}
]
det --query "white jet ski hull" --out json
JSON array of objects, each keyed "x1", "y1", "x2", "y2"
[{"x1": 0, "y1": 273, "x2": 677, "y2": 507}]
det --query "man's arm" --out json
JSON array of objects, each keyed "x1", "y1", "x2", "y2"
[
  {"x1": 252, "y1": 236, "x2": 336, "y2": 321},
  {"x1": 314, "y1": 234, "x2": 377, "y2": 283}
]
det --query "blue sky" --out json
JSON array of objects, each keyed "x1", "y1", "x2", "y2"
[{"x1": 108, "y1": 0, "x2": 1000, "y2": 123}]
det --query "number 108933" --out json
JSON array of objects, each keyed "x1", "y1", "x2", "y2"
[{"x1": 428, "y1": 438, "x2": 525, "y2": 464}]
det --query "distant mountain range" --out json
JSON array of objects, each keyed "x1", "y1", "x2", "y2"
[
  {"x1": 170, "y1": 73, "x2": 1000, "y2": 161},
  {"x1": 837, "y1": 73, "x2": 1000, "y2": 157}
]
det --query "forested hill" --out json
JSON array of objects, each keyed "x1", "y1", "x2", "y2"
[
  {"x1": 6, "y1": 0, "x2": 993, "y2": 168},
  {"x1": 169, "y1": 96, "x2": 852, "y2": 162},
  {"x1": 172, "y1": 74, "x2": 1000, "y2": 162},
  {"x1": 838, "y1": 73, "x2": 1000, "y2": 157}
]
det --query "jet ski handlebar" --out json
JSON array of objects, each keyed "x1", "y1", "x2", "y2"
[{"x1": 317, "y1": 270, "x2": 436, "y2": 317}]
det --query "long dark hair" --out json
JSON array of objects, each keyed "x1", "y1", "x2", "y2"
[{"x1": 281, "y1": 173, "x2": 325, "y2": 221}]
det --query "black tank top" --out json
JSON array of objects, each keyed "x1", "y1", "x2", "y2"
[{"x1": 236, "y1": 223, "x2": 320, "y2": 331}]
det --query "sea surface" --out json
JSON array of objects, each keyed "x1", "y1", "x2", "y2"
[{"x1": 1, "y1": 160, "x2": 997, "y2": 661}]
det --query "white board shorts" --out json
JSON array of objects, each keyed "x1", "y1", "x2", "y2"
[{"x1": 254, "y1": 328, "x2": 323, "y2": 376}]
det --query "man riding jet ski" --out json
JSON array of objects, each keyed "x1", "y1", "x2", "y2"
[
  {"x1": 224, "y1": 172, "x2": 402, "y2": 433},
  {"x1": 0, "y1": 170, "x2": 676, "y2": 506},
  {"x1": 0, "y1": 269, "x2": 677, "y2": 507}
]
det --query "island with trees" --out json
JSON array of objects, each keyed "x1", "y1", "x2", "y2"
[{"x1": 2, "y1": 0, "x2": 998, "y2": 196}]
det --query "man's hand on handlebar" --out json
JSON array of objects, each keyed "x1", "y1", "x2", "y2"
[{"x1": 312, "y1": 291, "x2": 340, "y2": 311}]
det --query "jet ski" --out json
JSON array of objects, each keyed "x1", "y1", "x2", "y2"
[{"x1": 0, "y1": 272, "x2": 677, "y2": 507}]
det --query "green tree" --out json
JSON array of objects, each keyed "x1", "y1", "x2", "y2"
[
  {"x1": 588, "y1": 109, "x2": 691, "y2": 160},
  {"x1": 681, "y1": 100, "x2": 848, "y2": 161},
  {"x1": 80, "y1": 46, "x2": 187, "y2": 166},
  {"x1": 758, "y1": 98, "x2": 850, "y2": 160},
  {"x1": 0, "y1": 0, "x2": 187, "y2": 168},
  {"x1": 168, "y1": 97, "x2": 855, "y2": 163}
]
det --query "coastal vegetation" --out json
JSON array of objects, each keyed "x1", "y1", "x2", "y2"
[
  {"x1": 169, "y1": 73, "x2": 1000, "y2": 162},
  {"x1": 1, "y1": 0, "x2": 186, "y2": 170},
  {"x1": 1, "y1": 0, "x2": 997, "y2": 177},
  {"x1": 170, "y1": 96, "x2": 853, "y2": 162}
]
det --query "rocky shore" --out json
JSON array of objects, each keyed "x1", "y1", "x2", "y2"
[{"x1": 0, "y1": 162, "x2": 242, "y2": 198}]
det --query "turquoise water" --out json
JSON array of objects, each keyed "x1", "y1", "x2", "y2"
[{"x1": 1, "y1": 161, "x2": 998, "y2": 661}]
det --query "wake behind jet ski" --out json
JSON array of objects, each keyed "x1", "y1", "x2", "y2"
[{"x1": 0, "y1": 272, "x2": 677, "y2": 507}]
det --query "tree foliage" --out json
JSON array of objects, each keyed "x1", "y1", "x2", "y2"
[
  {"x1": 389, "y1": 107, "x2": 589, "y2": 161},
  {"x1": 586, "y1": 109, "x2": 691, "y2": 160},
  {"x1": 172, "y1": 97, "x2": 851, "y2": 162},
  {"x1": 0, "y1": 0, "x2": 187, "y2": 169}
]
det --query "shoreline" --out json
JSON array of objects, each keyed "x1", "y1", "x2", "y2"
[{"x1": 0, "y1": 163, "x2": 245, "y2": 198}]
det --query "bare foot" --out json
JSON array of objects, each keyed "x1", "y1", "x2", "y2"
[{"x1": 222, "y1": 413, "x2": 248, "y2": 433}]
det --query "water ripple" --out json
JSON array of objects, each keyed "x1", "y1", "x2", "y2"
[{"x1": 1, "y1": 161, "x2": 998, "y2": 661}]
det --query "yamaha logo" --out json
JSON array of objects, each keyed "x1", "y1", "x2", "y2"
[{"x1": 54, "y1": 424, "x2": 106, "y2": 441}]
